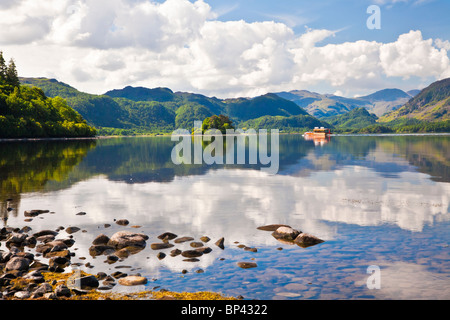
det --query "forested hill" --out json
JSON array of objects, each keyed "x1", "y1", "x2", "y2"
[
  {"x1": 20, "y1": 77, "x2": 319, "y2": 134},
  {"x1": 380, "y1": 77, "x2": 450, "y2": 122},
  {"x1": 0, "y1": 53, "x2": 96, "y2": 138}
]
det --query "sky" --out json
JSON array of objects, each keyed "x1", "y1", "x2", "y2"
[{"x1": 0, "y1": 0, "x2": 449, "y2": 98}]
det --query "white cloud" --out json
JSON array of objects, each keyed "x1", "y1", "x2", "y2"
[
  {"x1": 1, "y1": 0, "x2": 449, "y2": 97},
  {"x1": 379, "y1": 30, "x2": 450, "y2": 79}
]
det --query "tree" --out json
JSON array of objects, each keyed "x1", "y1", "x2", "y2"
[
  {"x1": 201, "y1": 114, "x2": 234, "y2": 134},
  {"x1": 6, "y1": 59, "x2": 20, "y2": 87},
  {"x1": 0, "y1": 51, "x2": 7, "y2": 84}
]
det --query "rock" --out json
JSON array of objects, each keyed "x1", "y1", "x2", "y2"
[
  {"x1": 33, "y1": 230, "x2": 58, "y2": 238},
  {"x1": 190, "y1": 241, "x2": 204, "y2": 248},
  {"x1": 107, "y1": 231, "x2": 148, "y2": 249},
  {"x1": 150, "y1": 243, "x2": 174, "y2": 250},
  {"x1": 157, "y1": 232, "x2": 178, "y2": 241},
  {"x1": 244, "y1": 247, "x2": 258, "y2": 252},
  {"x1": 114, "y1": 248, "x2": 130, "y2": 259},
  {"x1": 156, "y1": 252, "x2": 166, "y2": 260},
  {"x1": 118, "y1": 275, "x2": 148, "y2": 286},
  {"x1": 92, "y1": 234, "x2": 110, "y2": 245},
  {"x1": 174, "y1": 236, "x2": 194, "y2": 243},
  {"x1": 67, "y1": 275, "x2": 99, "y2": 290},
  {"x1": 24, "y1": 209, "x2": 49, "y2": 217},
  {"x1": 170, "y1": 249, "x2": 182, "y2": 257},
  {"x1": 48, "y1": 256, "x2": 70, "y2": 271},
  {"x1": 271, "y1": 226, "x2": 301, "y2": 241},
  {"x1": 183, "y1": 258, "x2": 200, "y2": 262},
  {"x1": 111, "y1": 271, "x2": 127, "y2": 279},
  {"x1": 76, "y1": 212, "x2": 86, "y2": 216},
  {"x1": 65, "y1": 226, "x2": 80, "y2": 234},
  {"x1": 195, "y1": 247, "x2": 212, "y2": 254},
  {"x1": 35, "y1": 234, "x2": 56, "y2": 243},
  {"x1": 257, "y1": 224, "x2": 291, "y2": 231},
  {"x1": 31, "y1": 282, "x2": 53, "y2": 298},
  {"x1": 23, "y1": 270, "x2": 45, "y2": 283},
  {"x1": 5, "y1": 233, "x2": 28, "y2": 248},
  {"x1": 237, "y1": 262, "x2": 257, "y2": 269},
  {"x1": 115, "y1": 219, "x2": 129, "y2": 226},
  {"x1": 5, "y1": 256, "x2": 30, "y2": 272},
  {"x1": 43, "y1": 292, "x2": 57, "y2": 299},
  {"x1": 55, "y1": 284, "x2": 71, "y2": 298},
  {"x1": 14, "y1": 291, "x2": 31, "y2": 299},
  {"x1": 44, "y1": 249, "x2": 71, "y2": 259},
  {"x1": 181, "y1": 250, "x2": 203, "y2": 258},
  {"x1": 89, "y1": 245, "x2": 115, "y2": 256},
  {"x1": 200, "y1": 236, "x2": 210, "y2": 242},
  {"x1": 105, "y1": 255, "x2": 119, "y2": 264},
  {"x1": 294, "y1": 233, "x2": 324, "y2": 248},
  {"x1": 215, "y1": 237, "x2": 225, "y2": 249}
]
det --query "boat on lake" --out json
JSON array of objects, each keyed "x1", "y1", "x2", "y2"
[
  {"x1": 303, "y1": 127, "x2": 331, "y2": 145},
  {"x1": 304, "y1": 127, "x2": 331, "y2": 138}
]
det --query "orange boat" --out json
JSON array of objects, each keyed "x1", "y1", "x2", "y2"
[{"x1": 304, "y1": 127, "x2": 331, "y2": 138}]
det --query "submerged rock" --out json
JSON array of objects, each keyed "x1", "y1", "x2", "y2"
[
  {"x1": 294, "y1": 233, "x2": 324, "y2": 248},
  {"x1": 215, "y1": 237, "x2": 225, "y2": 249},
  {"x1": 271, "y1": 227, "x2": 301, "y2": 241},
  {"x1": 181, "y1": 250, "x2": 203, "y2": 258},
  {"x1": 92, "y1": 234, "x2": 110, "y2": 246},
  {"x1": 237, "y1": 262, "x2": 257, "y2": 269},
  {"x1": 257, "y1": 224, "x2": 291, "y2": 231},
  {"x1": 115, "y1": 219, "x2": 129, "y2": 226},
  {"x1": 150, "y1": 243, "x2": 174, "y2": 250},
  {"x1": 65, "y1": 226, "x2": 80, "y2": 234},
  {"x1": 174, "y1": 236, "x2": 194, "y2": 243},
  {"x1": 157, "y1": 232, "x2": 178, "y2": 241},
  {"x1": 107, "y1": 231, "x2": 148, "y2": 250},
  {"x1": 118, "y1": 275, "x2": 148, "y2": 286},
  {"x1": 24, "y1": 209, "x2": 49, "y2": 217}
]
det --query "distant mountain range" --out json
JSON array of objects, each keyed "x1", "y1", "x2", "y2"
[
  {"x1": 19, "y1": 76, "x2": 449, "y2": 134},
  {"x1": 379, "y1": 78, "x2": 450, "y2": 122},
  {"x1": 275, "y1": 88, "x2": 418, "y2": 118}
]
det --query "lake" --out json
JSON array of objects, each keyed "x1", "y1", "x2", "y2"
[{"x1": 1, "y1": 134, "x2": 449, "y2": 300}]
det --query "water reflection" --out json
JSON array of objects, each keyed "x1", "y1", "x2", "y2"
[
  {"x1": 0, "y1": 139, "x2": 96, "y2": 222},
  {"x1": 1, "y1": 134, "x2": 449, "y2": 299}
]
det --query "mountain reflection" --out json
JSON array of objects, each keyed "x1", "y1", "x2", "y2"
[{"x1": 1, "y1": 135, "x2": 449, "y2": 224}]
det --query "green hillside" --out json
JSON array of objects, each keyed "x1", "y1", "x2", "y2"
[
  {"x1": 0, "y1": 54, "x2": 96, "y2": 138},
  {"x1": 380, "y1": 78, "x2": 450, "y2": 122},
  {"x1": 323, "y1": 107, "x2": 378, "y2": 129},
  {"x1": 239, "y1": 114, "x2": 329, "y2": 132},
  {"x1": 21, "y1": 77, "x2": 316, "y2": 134}
]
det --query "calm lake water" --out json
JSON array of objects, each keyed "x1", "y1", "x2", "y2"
[{"x1": 1, "y1": 134, "x2": 449, "y2": 300}]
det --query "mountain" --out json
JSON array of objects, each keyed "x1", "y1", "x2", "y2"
[
  {"x1": 407, "y1": 89, "x2": 421, "y2": 97},
  {"x1": 276, "y1": 88, "x2": 412, "y2": 118},
  {"x1": 20, "y1": 77, "x2": 316, "y2": 134},
  {"x1": 323, "y1": 107, "x2": 378, "y2": 129},
  {"x1": 380, "y1": 78, "x2": 450, "y2": 122},
  {"x1": 276, "y1": 90, "x2": 362, "y2": 118},
  {"x1": 105, "y1": 86, "x2": 177, "y2": 102}
]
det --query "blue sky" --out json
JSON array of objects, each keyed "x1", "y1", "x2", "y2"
[
  {"x1": 0, "y1": 0, "x2": 449, "y2": 98},
  {"x1": 209, "y1": 0, "x2": 450, "y2": 43}
]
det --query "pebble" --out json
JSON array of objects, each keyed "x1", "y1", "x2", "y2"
[
  {"x1": 237, "y1": 262, "x2": 258, "y2": 269},
  {"x1": 118, "y1": 275, "x2": 148, "y2": 286}
]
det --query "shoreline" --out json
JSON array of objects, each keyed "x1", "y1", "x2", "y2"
[{"x1": 0, "y1": 131, "x2": 450, "y2": 142}]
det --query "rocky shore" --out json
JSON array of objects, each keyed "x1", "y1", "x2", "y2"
[{"x1": 1, "y1": 207, "x2": 323, "y2": 300}]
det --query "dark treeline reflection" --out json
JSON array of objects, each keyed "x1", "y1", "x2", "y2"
[
  {"x1": 0, "y1": 139, "x2": 97, "y2": 220},
  {"x1": 1, "y1": 135, "x2": 449, "y2": 215}
]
